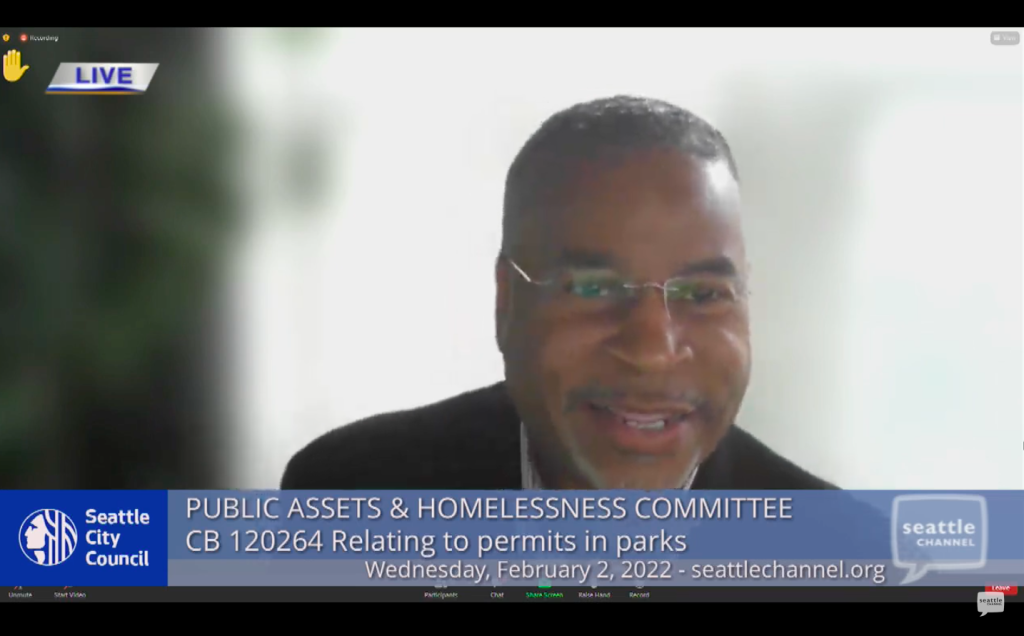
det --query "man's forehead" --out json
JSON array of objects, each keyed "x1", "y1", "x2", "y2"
[
  {"x1": 524, "y1": 151, "x2": 735, "y2": 224},
  {"x1": 521, "y1": 152, "x2": 743, "y2": 266},
  {"x1": 561, "y1": 149, "x2": 736, "y2": 203}
]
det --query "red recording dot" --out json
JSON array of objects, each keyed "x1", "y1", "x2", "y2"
[{"x1": 19, "y1": 33, "x2": 27, "y2": 42}]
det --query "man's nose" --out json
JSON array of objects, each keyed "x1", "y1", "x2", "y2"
[{"x1": 605, "y1": 289, "x2": 693, "y2": 372}]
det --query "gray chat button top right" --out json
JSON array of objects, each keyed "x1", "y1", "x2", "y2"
[
  {"x1": 977, "y1": 591, "x2": 1004, "y2": 616},
  {"x1": 991, "y1": 31, "x2": 1019, "y2": 45}
]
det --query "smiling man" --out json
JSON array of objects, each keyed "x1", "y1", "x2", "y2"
[{"x1": 282, "y1": 95, "x2": 834, "y2": 491}]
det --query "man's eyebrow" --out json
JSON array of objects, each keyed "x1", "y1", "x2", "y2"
[
  {"x1": 554, "y1": 249, "x2": 617, "y2": 270},
  {"x1": 551, "y1": 251, "x2": 739, "y2": 277},
  {"x1": 675, "y1": 256, "x2": 738, "y2": 278}
]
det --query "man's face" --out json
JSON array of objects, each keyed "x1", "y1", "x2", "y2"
[{"x1": 498, "y1": 149, "x2": 750, "y2": 489}]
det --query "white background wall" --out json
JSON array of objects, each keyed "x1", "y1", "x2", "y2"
[{"x1": 218, "y1": 28, "x2": 1023, "y2": 490}]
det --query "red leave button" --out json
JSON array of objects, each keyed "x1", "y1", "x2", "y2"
[{"x1": 986, "y1": 585, "x2": 1017, "y2": 596}]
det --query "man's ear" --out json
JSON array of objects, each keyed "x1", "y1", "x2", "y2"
[{"x1": 495, "y1": 257, "x2": 512, "y2": 352}]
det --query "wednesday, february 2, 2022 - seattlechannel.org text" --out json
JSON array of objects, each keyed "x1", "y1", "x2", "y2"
[{"x1": 361, "y1": 558, "x2": 888, "y2": 585}]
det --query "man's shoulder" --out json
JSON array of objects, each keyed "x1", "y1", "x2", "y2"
[
  {"x1": 697, "y1": 425, "x2": 838, "y2": 490},
  {"x1": 280, "y1": 383, "x2": 520, "y2": 490}
]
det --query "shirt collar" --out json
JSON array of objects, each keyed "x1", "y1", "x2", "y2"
[{"x1": 520, "y1": 423, "x2": 698, "y2": 490}]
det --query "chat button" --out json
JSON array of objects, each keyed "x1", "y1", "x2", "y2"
[
  {"x1": 978, "y1": 591, "x2": 1004, "y2": 615},
  {"x1": 891, "y1": 494, "x2": 987, "y2": 585}
]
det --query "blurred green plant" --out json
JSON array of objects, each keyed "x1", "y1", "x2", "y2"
[{"x1": 0, "y1": 28, "x2": 238, "y2": 488}]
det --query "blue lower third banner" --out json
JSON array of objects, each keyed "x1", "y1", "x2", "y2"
[{"x1": 1, "y1": 490, "x2": 1021, "y2": 587}]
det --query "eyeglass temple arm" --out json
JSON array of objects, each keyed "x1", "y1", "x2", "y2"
[{"x1": 505, "y1": 257, "x2": 553, "y2": 285}]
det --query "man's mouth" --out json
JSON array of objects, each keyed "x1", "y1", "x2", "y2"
[
  {"x1": 588, "y1": 403, "x2": 696, "y2": 431},
  {"x1": 581, "y1": 399, "x2": 701, "y2": 454}
]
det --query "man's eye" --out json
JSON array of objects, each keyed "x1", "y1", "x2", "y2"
[
  {"x1": 567, "y1": 280, "x2": 616, "y2": 298},
  {"x1": 668, "y1": 284, "x2": 721, "y2": 302}
]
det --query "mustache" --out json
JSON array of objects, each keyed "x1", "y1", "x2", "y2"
[{"x1": 564, "y1": 384, "x2": 707, "y2": 413}]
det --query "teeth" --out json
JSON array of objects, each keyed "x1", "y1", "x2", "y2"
[{"x1": 627, "y1": 420, "x2": 666, "y2": 430}]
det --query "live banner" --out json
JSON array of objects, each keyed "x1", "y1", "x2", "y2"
[{"x1": 1, "y1": 490, "x2": 1021, "y2": 588}]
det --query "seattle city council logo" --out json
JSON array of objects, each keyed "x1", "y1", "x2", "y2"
[{"x1": 20, "y1": 509, "x2": 78, "y2": 566}]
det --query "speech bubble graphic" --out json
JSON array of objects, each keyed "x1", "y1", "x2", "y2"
[
  {"x1": 977, "y1": 591, "x2": 1004, "y2": 615},
  {"x1": 891, "y1": 494, "x2": 987, "y2": 585}
]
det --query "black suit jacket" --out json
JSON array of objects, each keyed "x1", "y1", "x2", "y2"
[
  {"x1": 280, "y1": 384, "x2": 943, "y2": 568},
  {"x1": 281, "y1": 382, "x2": 836, "y2": 490}
]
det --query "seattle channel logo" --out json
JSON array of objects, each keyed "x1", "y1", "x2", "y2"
[{"x1": 19, "y1": 509, "x2": 78, "y2": 566}]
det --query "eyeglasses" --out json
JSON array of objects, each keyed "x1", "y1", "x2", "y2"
[{"x1": 504, "y1": 256, "x2": 747, "y2": 318}]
